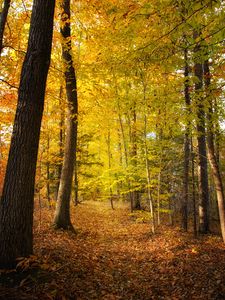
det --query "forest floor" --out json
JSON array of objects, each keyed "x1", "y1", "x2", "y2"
[{"x1": 1, "y1": 200, "x2": 225, "y2": 300}]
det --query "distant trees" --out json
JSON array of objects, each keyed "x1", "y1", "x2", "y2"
[
  {"x1": 0, "y1": 0, "x2": 224, "y2": 248},
  {"x1": 0, "y1": 0, "x2": 55, "y2": 268}
]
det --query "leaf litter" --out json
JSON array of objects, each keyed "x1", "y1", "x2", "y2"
[{"x1": 0, "y1": 200, "x2": 225, "y2": 299}]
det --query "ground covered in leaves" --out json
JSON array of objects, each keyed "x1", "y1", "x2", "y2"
[{"x1": 1, "y1": 201, "x2": 225, "y2": 299}]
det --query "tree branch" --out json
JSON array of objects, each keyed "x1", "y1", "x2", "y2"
[{"x1": 0, "y1": 78, "x2": 18, "y2": 89}]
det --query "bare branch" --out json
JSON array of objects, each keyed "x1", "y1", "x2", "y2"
[{"x1": 0, "y1": 78, "x2": 18, "y2": 89}]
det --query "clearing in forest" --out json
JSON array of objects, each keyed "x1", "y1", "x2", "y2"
[{"x1": 1, "y1": 200, "x2": 225, "y2": 300}]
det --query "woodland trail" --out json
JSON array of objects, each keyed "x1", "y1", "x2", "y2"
[{"x1": 1, "y1": 200, "x2": 225, "y2": 300}]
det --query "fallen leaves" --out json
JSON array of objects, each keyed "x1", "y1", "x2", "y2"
[{"x1": 1, "y1": 200, "x2": 225, "y2": 299}]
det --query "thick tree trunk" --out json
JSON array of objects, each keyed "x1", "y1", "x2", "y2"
[
  {"x1": 0, "y1": 0, "x2": 55, "y2": 268},
  {"x1": 0, "y1": 0, "x2": 10, "y2": 54},
  {"x1": 53, "y1": 0, "x2": 78, "y2": 230},
  {"x1": 204, "y1": 60, "x2": 225, "y2": 242},
  {"x1": 193, "y1": 31, "x2": 210, "y2": 234},
  {"x1": 181, "y1": 47, "x2": 191, "y2": 231}
]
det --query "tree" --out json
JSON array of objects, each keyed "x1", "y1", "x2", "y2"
[
  {"x1": 0, "y1": 0, "x2": 55, "y2": 268},
  {"x1": 53, "y1": 0, "x2": 78, "y2": 230},
  {"x1": 0, "y1": 0, "x2": 11, "y2": 54},
  {"x1": 204, "y1": 58, "x2": 225, "y2": 242},
  {"x1": 193, "y1": 29, "x2": 210, "y2": 234},
  {"x1": 181, "y1": 46, "x2": 191, "y2": 232}
]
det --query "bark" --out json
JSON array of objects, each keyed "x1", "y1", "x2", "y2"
[
  {"x1": 118, "y1": 111, "x2": 133, "y2": 209},
  {"x1": 107, "y1": 130, "x2": 114, "y2": 210},
  {"x1": 191, "y1": 138, "x2": 198, "y2": 237},
  {"x1": 156, "y1": 130, "x2": 163, "y2": 225},
  {"x1": 73, "y1": 96, "x2": 78, "y2": 206},
  {"x1": 55, "y1": 86, "x2": 64, "y2": 199},
  {"x1": 141, "y1": 75, "x2": 155, "y2": 233},
  {"x1": 181, "y1": 47, "x2": 191, "y2": 231},
  {"x1": 193, "y1": 30, "x2": 210, "y2": 234},
  {"x1": 46, "y1": 135, "x2": 51, "y2": 207},
  {"x1": 157, "y1": 167, "x2": 161, "y2": 226},
  {"x1": 0, "y1": 0, "x2": 55, "y2": 268},
  {"x1": 117, "y1": 126, "x2": 123, "y2": 197},
  {"x1": 115, "y1": 82, "x2": 133, "y2": 207},
  {"x1": 131, "y1": 106, "x2": 141, "y2": 210},
  {"x1": 0, "y1": 0, "x2": 10, "y2": 54},
  {"x1": 144, "y1": 115, "x2": 155, "y2": 234},
  {"x1": 53, "y1": 0, "x2": 78, "y2": 230},
  {"x1": 204, "y1": 59, "x2": 225, "y2": 242},
  {"x1": 74, "y1": 159, "x2": 79, "y2": 205}
]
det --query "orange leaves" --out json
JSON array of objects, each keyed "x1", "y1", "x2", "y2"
[
  {"x1": 190, "y1": 247, "x2": 198, "y2": 254},
  {"x1": 2, "y1": 200, "x2": 225, "y2": 299}
]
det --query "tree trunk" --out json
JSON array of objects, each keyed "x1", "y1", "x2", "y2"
[
  {"x1": 144, "y1": 115, "x2": 155, "y2": 233},
  {"x1": 157, "y1": 167, "x2": 161, "y2": 226},
  {"x1": 0, "y1": 0, "x2": 10, "y2": 54},
  {"x1": 74, "y1": 159, "x2": 79, "y2": 205},
  {"x1": 55, "y1": 85, "x2": 64, "y2": 200},
  {"x1": 204, "y1": 59, "x2": 225, "y2": 242},
  {"x1": 140, "y1": 74, "x2": 155, "y2": 233},
  {"x1": 193, "y1": 30, "x2": 210, "y2": 234},
  {"x1": 181, "y1": 47, "x2": 191, "y2": 231},
  {"x1": 131, "y1": 106, "x2": 141, "y2": 210},
  {"x1": 53, "y1": 0, "x2": 78, "y2": 231},
  {"x1": 46, "y1": 135, "x2": 51, "y2": 207},
  {"x1": 0, "y1": 0, "x2": 55, "y2": 269},
  {"x1": 107, "y1": 130, "x2": 114, "y2": 210},
  {"x1": 191, "y1": 138, "x2": 198, "y2": 237},
  {"x1": 116, "y1": 95, "x2": 133, "y2": 208}
]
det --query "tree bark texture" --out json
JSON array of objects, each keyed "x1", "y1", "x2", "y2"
[
  {"x1": 144, "y1": 115, "x2": 155, "y2": 234},
  {"x1": 53, "y1": 0, "x2": 78, "y2": 230},
  {"x1": 55, "y1": 86, "x2": 64, "y2": 199},
  {"x1": 74, "y1": 159, "x2": 79, "y2": 205},
  {"x1": 141, "y1": 76, "x2": 155, "y2": 233},
  {"x1": 182, "y1": 47, "x2": 191, "y2": 231},
  {"x1": 107, "y1": 130, "x2": 114, "y2": 210},
  {"x1": 204, "y1": 59, "x2": 225, "y2": 242},
  {"x1": 191, "y1": 138, "x2": 198, "y2": 237},
  {"x1": 0, "y1": 0, "x2": 10, "y2": 54},
  {"x1": 193, "y1": 31, "x2": 210, "y2": 234},
  {"x1": 131, "y1": 107, "x2": 141, "y2": 210},
  {"x1": 0, "y1": 0, "x2": 55, "y2": 268}
]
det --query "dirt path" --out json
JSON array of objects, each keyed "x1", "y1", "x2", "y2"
[{"x1": 1, "y1": 201, "x2": 225, "y2": 299}]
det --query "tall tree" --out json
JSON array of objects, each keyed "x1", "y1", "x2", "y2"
[
  {"x1": 0, "y1": 0, "x2": 10, "y2": 54},
  {"x1": 53, "y1": 0, "x2": 78, "y2": 230},
  {"x1": 0, "y1": 0, "x2": 55, "y2": 268},
  {"x1": 193, "y1": 30, "x2": 210, "y2": 234},
  {"x1": 130, "y1": 102, "x2": 141, "y2": 210},
  {"x1": 204, "y1": 59, "x2": 225, "y2": 242},
  {"x1": 181, "y1": 46, "x2": 191, "y2": 231}
]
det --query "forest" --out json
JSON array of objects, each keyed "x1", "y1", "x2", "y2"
[{"x1": 0, "y1": 0, "x2": 225, "y2": 299}]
